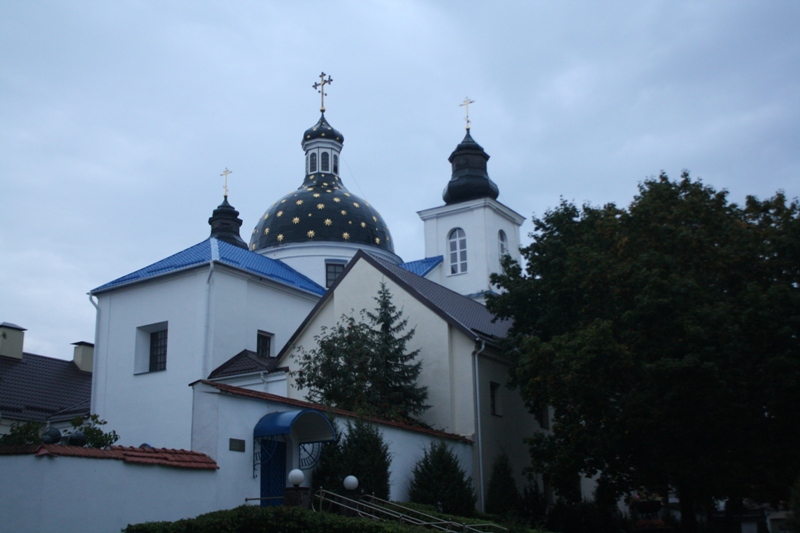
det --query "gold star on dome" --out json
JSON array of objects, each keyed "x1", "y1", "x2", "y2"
[
  {"x1": 323, "y1": 183, "x2": 328, "y2": 186},
  {"x1": 281, "y1": 199, "x2": 286, "y2": 203},
  {"x1": 308, "y1": 213, "x2": 312, "y2": 217},
  {"x1": 366, "y1": 203, "x2": 370, "y2": 207},
  {"x1": 292, "y1": 217, "x2": 300, "y2": 224},
  {"x1": 317, "y1": 203, "x2": 325, "y2": 209},
  {"x1": 342, "y1": 232, "x2": 350, "y2": 240},
  {"x1": 264, "y1": 228, "x2": 270, "y2": 235},
  {"x1": 333, "y1": 197, "x2": 341, "y2": 202},
  {"x1": 353, "y1": 202, "x2": 360, "y2": 208},
  {"x1": 375, "y1": 238, "x2": 380, "y2": 244},
  {"x1": 387, "y1": 236, "x2": 390, "y2": 242},
  {"x1": 277, "y1": 211, "x2": 283, "y2": 217},
  {"x1": 324, "y1": 219, "x2": 332, "y2": 226},
  {"x1": 296, "y1": 200, "x2": 303, "y2": 205},
  {"x1": 264, "y1": 213, "x2": 269, "y2": 219},
  {"x1": 277, "y1": 234, "x2": 284, "y2": 242},
  {"x1": 361, "y1": 222, "x2": 366, "y2": 228},
  {"x1": 344, "y1": 193, "x2": 351, "y2": 197},
  {"x1": 372, "y1": 216, "x2": 377, "y2": 222},
  {"x1": 307, "y1": 230, "x2": 315, "y2": 238},
  {"x1": 313, "y1": 193, "x2": 320, "y2": 198},
  {"x1": 341, "y1": 210, "x2": 347, "y2": 215},
  {"x1": 326, "y1": 189, "x2": 332, "y2": 193}
]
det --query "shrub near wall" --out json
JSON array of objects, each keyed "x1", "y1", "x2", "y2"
[{"x1": 124, "y1": 505, "x2": 429, "y2": 533}]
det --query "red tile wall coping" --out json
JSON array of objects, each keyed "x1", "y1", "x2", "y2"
[
  {"x1": 197, "y1": 380, "x2": 473, "y2": 445},
  {"x1": 0, "y1": 443, "x2": 218, "y2": 470}
]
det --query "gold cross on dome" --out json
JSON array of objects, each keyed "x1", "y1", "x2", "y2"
[
  {"x1": 312, "y1": 72, "x2": 333, "y2": 112},
  {"x1": 220, "y1": 168, "x2": 232, "y2": 197},
  {"x1": 460, "y1": 97, "x2": 475, "y2": 130}
]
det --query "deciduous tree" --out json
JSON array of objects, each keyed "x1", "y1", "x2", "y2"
[{"x1": 488, "y1": 172, "x2": 800, "y2": 532}]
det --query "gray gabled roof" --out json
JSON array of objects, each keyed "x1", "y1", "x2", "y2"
[
  {"x1": 0, "y1": 352, "x2": 91, "y2": 423},
  {"x1": 272, "y1": 250, "x2": 510, "y2": 367},
  {"x1": 207, "y1": 349, "x2": 275, "y2": 379}
]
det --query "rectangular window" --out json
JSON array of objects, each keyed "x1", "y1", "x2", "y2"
[
  {"x1": 149, "y1": 329, "x2": 168, "y2": 372},
  {"x1": 135, "y1": 321, "x2": 168, "y2": 374},
  {"x1": 257, "y1": 331, "x2": 272, "y2": 359},
  {"x1": 325, "y1": 261, "x2": 345, "y2": 288},
  {"x1": 490, "y1": 381, "x2": 502, "y2": 416}
]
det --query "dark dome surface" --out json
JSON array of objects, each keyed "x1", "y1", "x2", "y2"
[
  {"x1": 249, "y1": 172, "x2": 394, "y2": 253},
  {"x1": 442, "y1": 130, "x2": 499, "y2": 205},
  {"x1": 303, "y1": 114, "x2": 344, "y2": 144}
]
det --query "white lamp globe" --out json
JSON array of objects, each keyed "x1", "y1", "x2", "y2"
[
  {"x1": 288, "y1": 469, "x2": 305, "y2": 487},
  {"x1": 343, "y1": 475, "x2": 359, "y2": 491}
]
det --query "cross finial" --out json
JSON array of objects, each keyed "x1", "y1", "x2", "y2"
[
  {"x1": 460, "y1": 97, "x2": 475, "y2": 130},
  {"x1": 312, "y1": 72, "x2": 333, "y2": 113},
  {"x1": 220, "y1": 168, "x2": 232, "y2": 197}
]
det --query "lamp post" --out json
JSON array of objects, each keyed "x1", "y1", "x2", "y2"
[{"x1": 284, "y1": 469, "x2": 310, "y2": 508}]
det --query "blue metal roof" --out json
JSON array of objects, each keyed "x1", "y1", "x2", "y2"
[
  {"x1": 91, "y1": 238, "x2": 325, "y2": 296},
  {"x1": 253, "y1": 409, "x2": 336, "y2": 443},
  {"x1": 398, "y1": 256, "x2": 443, "y2": 277}
]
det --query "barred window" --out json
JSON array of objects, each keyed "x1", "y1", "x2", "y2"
[{"x1": 149, "y1": 329, "x2": 167, "y2": 372}]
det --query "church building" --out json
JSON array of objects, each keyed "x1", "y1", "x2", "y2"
[{"x1": 1, "y1": 80, "x2": 544, "y2": 531}]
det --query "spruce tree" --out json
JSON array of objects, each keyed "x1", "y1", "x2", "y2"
[
  {"x1": 293, "y1": 283, "x2": 429, "y2": 423},
  {"x1": 409, "y1": 441, "x2": 476, "y2": 517},
  {"x1": 485, "y1": 451, "x2": 521, "y2": 518}
]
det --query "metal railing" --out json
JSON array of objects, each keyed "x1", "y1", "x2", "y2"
[{"x1": 313, "y1": 489, "x2": 506, "y2": 533}]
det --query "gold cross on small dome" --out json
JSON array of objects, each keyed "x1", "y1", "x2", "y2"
[
  {"x1": 220, "y1": 168, "x2": 232, "y2": 197},
  {"x1": 313, "y1": 72, "x2": 333, "y2": 112},
  {"x1": 460, "y1": 97, "x2": 475, "y2": 130}
]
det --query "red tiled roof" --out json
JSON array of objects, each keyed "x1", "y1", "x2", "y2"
[
  {"x1": 0, "y1": 443, "x2": 218, "y2": 470},
  {"x1": 196, "y1": 380, "x2": 473, "y2": 444}
]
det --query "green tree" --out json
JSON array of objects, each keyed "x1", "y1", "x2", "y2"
[
  {"x1": 408, "y1": 441, "x2": 476, "y2": 517},
  {"x1": 293, "y1": 283, "x2": 428, "y2": 422},
  {"x1": 0, "y1": 415, "x2": 119, "y2": 448},
  {"x1": 485, "y1": 451, "x2": 521, "y2": 518},
  {"x1": 487, "y1": 173, "x2": 800, "y2": 532},
  {"x1": 0, "y1": 420, "x2": 43, "y2": 445},
  {"x1": 312, "y1": 419, "x2": 392, "y2": 499}
]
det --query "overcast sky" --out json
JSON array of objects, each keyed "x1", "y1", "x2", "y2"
[{"x1": 2, "y1": 1, "x2": 798, "y2": 360}]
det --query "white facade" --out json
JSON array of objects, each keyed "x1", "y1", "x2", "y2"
[
  {"x1": 418, "y1": 197, "x2": 525, "y2": 300},
  {"x1": 91, "y1": 262, "x2": 319, "y2": 450}
]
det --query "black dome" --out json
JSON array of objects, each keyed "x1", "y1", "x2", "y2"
[
  {"x1": 249, "y1": 173, "x2": 394, "y2": 253},
  {"x1": 302, "y1": 114, "x2": 344, "y2": 145},
  {"x1": 442, "y1": 130, "x2": 499, "y2": 204}
]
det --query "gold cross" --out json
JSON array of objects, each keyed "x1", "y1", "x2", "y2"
[
  {"x1": 460, "y1": 97, "x2": 475, "y2": 130},
  {"x1": 312, "y1": 72, "x2": 333, "y2": 112},
  {"x1": 220, "y1": 168, "x2": 232, "y2": 197}
]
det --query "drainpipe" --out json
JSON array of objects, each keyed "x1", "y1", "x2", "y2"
[
  {"x1": 473, "y1": 338, "x2": 487, "y2": 512},
  {"x1": 88, "y1": 294, "x2": 101, "y2": 414},
  {"x1": 202, "y1": 260, "x2": 216, "y2": 379}
]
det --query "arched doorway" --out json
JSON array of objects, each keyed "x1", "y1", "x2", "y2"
[{"x1": 253, "y1": 409, "x2": 336, "y2": 506}]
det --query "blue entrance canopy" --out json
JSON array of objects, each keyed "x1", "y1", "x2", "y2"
[{"x1": 253, "y1": 409, "x2": 336, "y2": 443}]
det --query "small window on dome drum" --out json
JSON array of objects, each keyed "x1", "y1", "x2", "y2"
[
  {"x1": 326, "y1": 261, "x2": 346, "y2": 288},
  {"x1": 333, "y1": 154, "x2": 339, "y2": 174},
  {"x1": 321, "y1": 152, "x2": 330, "y2": 172},
  {"x1": 309, "y1": 153, "x2": 317, "y2": 173}
]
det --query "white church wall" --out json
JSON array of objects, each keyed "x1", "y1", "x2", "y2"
[
  {"x1": 190, "y1": 382, "x2": 473, "y2": 505},
  {"x1": 92, "y1": 269, "x2": 208, "y2": 450},
  {"x1": 0, "y1": 453, "x2": 218, "y2": 533},
  {"x1": 419, "y1": 198, "x2": 524, "y2": 298},
  {"x1": 282, "y1": 258, "x2": 478, "y2": 439}
]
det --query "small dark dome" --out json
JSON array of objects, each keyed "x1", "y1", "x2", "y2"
[
  {"x1": 442, "y1": 130, "x2": 499, "y2": 205},
  {"x1": 302, "y1": 114, "x2": 344, "y2": 145},
  {"x1": 249, "y1": 173, "x2": 394, "y2": 253},
  {"x1": 208, "y1": 196, "x2": 248, "y2": 249}
]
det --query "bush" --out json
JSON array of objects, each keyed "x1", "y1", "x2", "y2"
[
  {"x1": 408, "y1": 441, "x2": 476, "y2": 517},
  {"x1": 313, "y1": 419, "x2": 391, "y2": 499},
  {"x1": 485, "y1": 451, "x2": 521, "y2": 518},
  {"x1": 124, "y1": 504, "x2": 430, "y2": 532}
]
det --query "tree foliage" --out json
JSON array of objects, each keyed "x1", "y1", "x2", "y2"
[
  {"x1": 0, "y1": 414, "x2": 119, "y2": 448},
  {"x1": 312, "y1": 419, "x2": 392, "y2": 499},
  {"x1": 487, "y1": 172, "x2": 800, "y2": 531},
  {"x1": 293, "y1": 283, "x2": 429, "y2": 422},
  {"x1": 409, "y1": 441, "x2": 476, "y2": 517}
]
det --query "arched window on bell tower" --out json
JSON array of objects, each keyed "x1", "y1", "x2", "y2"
[
  {"x1": 333, "y1": 154, "x2": 339, "y2": 175},
  {"x1": 321, "y1": 152, "x2": 330, "y2": 172},
  {"x1": 309, "y1": 153, "x2": 317, "y2": 173},
  {"x1": 449, "y1": 228, "x2": 467, "y2": 274}
]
